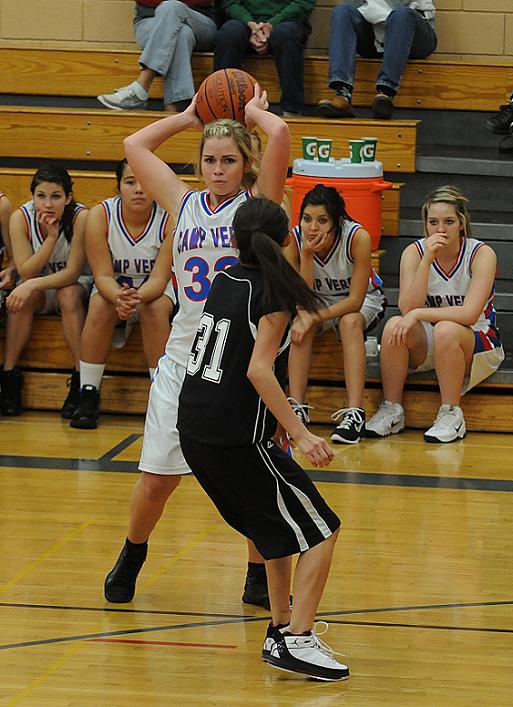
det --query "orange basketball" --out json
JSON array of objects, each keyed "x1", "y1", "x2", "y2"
[{"x1": 196, "y1": 69, "x2": 257, "y2": 125}]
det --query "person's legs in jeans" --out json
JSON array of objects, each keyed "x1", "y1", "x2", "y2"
[
  {"x1": 136, "y1": 0, "x2": 217, "y2": 109},
  {"x1": 318, "y1": 5, "x2": 376, "y2": 117},
  {"x1": 327, "y1": 5, "x2": 376, "y2": 100},
  {"x1": 268, "y1": 21, "x2": 309, "y2": 115},
  {"x1": 377, "y1": 7, "x2": 437, "y2": 96},
  {"x1": 214, "y1": 20, "x2": 251, "y2": 72}
]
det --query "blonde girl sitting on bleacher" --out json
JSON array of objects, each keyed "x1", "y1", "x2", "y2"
[
  {"x1": 366, "y1": 185, "x2": 505, "y2": 444},
  {"x1": 4, "y1": 166, "x2": 89, "y2": 417},
  {"x1": 70, "y1": 158, "x2": 174, "y2": 430}
]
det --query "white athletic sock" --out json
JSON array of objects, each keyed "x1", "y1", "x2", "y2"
[
  {"x1": 149, "y1": 367, "x2": 155, "y2": 380},
  {"x1": 80, "y1": 361, "x2": 105, "y2": 389}
]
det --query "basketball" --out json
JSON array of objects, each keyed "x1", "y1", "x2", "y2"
[{"x1": 196, "y1": 69, "x2": 257, "y2": 125}]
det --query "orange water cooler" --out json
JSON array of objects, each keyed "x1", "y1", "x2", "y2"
[{"x1": 287, "y1": 158, "x2": 392, "y2": 251}]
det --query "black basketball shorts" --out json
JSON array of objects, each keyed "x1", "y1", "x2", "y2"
[{"x1": 179, "y1": 435, "x2": 341, "y2": 560}]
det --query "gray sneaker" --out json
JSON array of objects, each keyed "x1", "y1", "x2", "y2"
[
  {"x1": 366, "y1": 400, "x2": 405, "y2": 438},
  {"x1": 97, "y1": 82, "x2": 148, "y2": 111}
]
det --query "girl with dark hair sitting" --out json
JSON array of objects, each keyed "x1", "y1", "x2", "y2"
[{"x1": 5, "y1": 166, "x2": 89, "y2": 417}]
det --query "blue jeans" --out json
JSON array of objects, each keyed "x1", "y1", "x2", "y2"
[
  {"x1": 134, "y1": 0, "x2": 217, "y2": 106},
  {"x1": 214, "y1": 19, "x2": 310, "y2": 114},
  {"x1": 328, "y1": 5, "x2": 437, "y2": 95}
]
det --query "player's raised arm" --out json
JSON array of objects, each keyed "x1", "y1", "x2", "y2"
[{"x1": 124, "y1": 100, "x2": 203, "y2": 218}]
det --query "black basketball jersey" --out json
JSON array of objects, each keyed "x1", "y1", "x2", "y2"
[{"x1": 177, "y1": 263, "x2": 289, "y2": 446}]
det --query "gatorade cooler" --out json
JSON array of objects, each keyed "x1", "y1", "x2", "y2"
[{"x1": 287, "y1": 158, "x2": 392, "y2": 250}]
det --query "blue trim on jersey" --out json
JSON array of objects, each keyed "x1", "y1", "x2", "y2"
[
  {"x1": 102, "y1": 199, "x2": 112, "y2": 226},
  {"x1": 115, "y1": 197, "x2": 156, "y2": 247},
  {"x1": 345, "y1": 222, "x2": 362, "y2": 264},
  {"x1": 175, "y1": 190, "x2": 195, "y2": 231},
  {"x1": 314, "y1": 230, "x2": 341, "y2": 267},
  {"x1": 200, "y1": 190, "x2": 250, "y2": 216}
]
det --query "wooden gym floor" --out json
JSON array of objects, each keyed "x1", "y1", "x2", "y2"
[{"x1": 1, "y1": 412, "x2": 513, "y2": 706}]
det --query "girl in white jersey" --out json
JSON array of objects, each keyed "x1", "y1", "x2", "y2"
[
  {"x1": 366, "y1": 185, "x2": 504, "y2": 443},
  {"x1": 0, "y1": 191, "x2": 14, "y2": 292},
  {"x1": 286, "y1": 184, "x2": 386, "y2": 445},
  {"x1": 70, "y1": 159, "x2": 174, "y2": 429},
  {"x1": 103, "y1": 87, "x2": 290, "y2": 609},
  {"x1": 5, "y1": 167, "x2": 89, "y2": 417}
]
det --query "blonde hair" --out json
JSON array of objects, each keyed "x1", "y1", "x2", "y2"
[
  {"x1": 421, "y1": 185, "x2": 471, "y2": 237},
  {"x1": 195, "y1": 119, "x2": 257, "y2": 190}
]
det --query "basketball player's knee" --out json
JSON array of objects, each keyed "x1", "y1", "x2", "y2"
[
  {"x1": 88, "y1": 297, "x2": 116, "y2": 327},
  {"x1": 141, "y1": 472, "x2": 181, "y2": 503},
  {"x1": 339, "y1": 313, "x2": 362, "y2": 337},
  {"x1": 433, "y1": 320, "x2": 459, "y2": 349},
  {"x1": 57, "y1": 286, "x2": 81, "y2": 313}
]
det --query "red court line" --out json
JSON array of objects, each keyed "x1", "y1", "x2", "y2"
[{"x1": 89, "y1": 638, "x2": 237, "y2": 649}]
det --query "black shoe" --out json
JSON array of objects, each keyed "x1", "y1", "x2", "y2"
[
  {"x1": 1, "y1": 365, "x2": 23, "y2": 416},
  {"x1": 331, "y1": 407, "x2": 365, "y2": 444},
  {"x1": 484, "y1": 103, "x2": 513, "y2": 134},
  {"x1": 262, "y1": 622, "x2": 289, "y2": 663},
  {"x1": 61, "y1": 369, "x2": 81, "y2": 419},
  {"x1": 242, "y1": 572, "x2": 270, "y2": 610},
  {"x1": 371, "y1": 92, "x2": 394, "y2": 119},
  {"x1": 287, "y1": 397, "x2": 312, "y2": 425},
  {"x1": 104, "y1": 542, "x2": 147, "y2": 603},
  {"x1": 70, "y1": 385, "x2": 100, "y2": 429}
]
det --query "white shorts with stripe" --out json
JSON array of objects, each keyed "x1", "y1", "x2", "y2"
[{"x1": 412, "y1": 320, "x2": 505, "y2": 394}]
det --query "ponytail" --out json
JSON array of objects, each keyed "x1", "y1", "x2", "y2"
[{"x1": 233, "y1": 197, "x2": 322, "y2": 316}]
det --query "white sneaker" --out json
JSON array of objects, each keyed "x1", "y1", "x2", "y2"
[
  {"x1": 365, "y1": 400, "x2": 405, "y2": 437},
  {"x1": 424, "y1": 404, "x2": 466, "y2": 443},
  {"x1": 266, "y1": 621, "x2": 349, "y2": 681},
  {"x1": 97, "y1": 81, "x2": 148, "y2": 110}
]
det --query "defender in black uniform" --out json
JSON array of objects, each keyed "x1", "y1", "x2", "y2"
[{"x1": 178, "y1": 197, "x2": 349, "y2": 682}]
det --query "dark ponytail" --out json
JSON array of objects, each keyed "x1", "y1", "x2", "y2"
[
  {"x1": 233, "y1": 197, "x2": 322, "y2": 315},
  {"x1": 30, "y1": 166, "x2": 77, "y2": 243}
]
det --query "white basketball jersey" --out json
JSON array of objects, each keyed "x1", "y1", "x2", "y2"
[
  {"x1": 20, "y1": 200, "x2": 86, "y2": 275},
  {"x1": 101, "y1": 196, "x2": 169, "y2": 289},
  {"x1": 414, "y1": 237, "x2": 498, "y2": 334},
  {"x1": 165, "y1": 189, "x2": 250, "y2": 366},
  {"x1": 292, "y1": 220, "x2": 383, "y2": 306}
]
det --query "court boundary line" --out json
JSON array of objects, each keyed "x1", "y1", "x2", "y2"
[
  {"x1": 1, "y1": 598, "x2": 512, "y2": 651},
  {"x1": 1, "y1": 450, "x2": 513, "y2": 491}
]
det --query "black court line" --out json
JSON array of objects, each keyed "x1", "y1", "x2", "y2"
[
  {"x1": 1, "y1": 451, "x2": 513, "y2": 491},
  {"x1": 2, "y1": 613, "x2": 513, "y2": 652},
  {"x1": 97, "y1": 433, "x2": 143, "y2": 462},
  {"x1": 2, "y1": 598, "x2": 513, "y2": 651}
]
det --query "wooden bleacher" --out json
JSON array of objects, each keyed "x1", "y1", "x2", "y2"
[
  {"x1": 1, "y1": 47, "x2": 513, "y2": 111},
  {"x1": 2, "y1": 47, "x2": 513, "y2": 430}
]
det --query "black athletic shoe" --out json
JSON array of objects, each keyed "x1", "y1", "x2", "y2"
[
  {"x1": 70, "y1": 385, "x2": 100, "y2": 429},
  {"x1": 242, "y1": 572, "x2": 270, "y2": 610},
  {"x1": 61, "y1": 369, "x2": 81, "y2": 419},
  {"x1": 104, "y1": 542, "x2": 148, "y2": 603},
  {"x1": 262, "y1": 622, "x2": 290, "y2": 662},
  {"x1": 287, "y1": 397, "x2": 312, "y2": 425},
  {"x1": 1, "y1": 365, "x2": 23, "y2": 416},
  {"x1": 483, "y1": 103, "x2": 513, "y2": 134},
  {"x1": 331, "y1": 407, "x2": 365, "y2": 444}
]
